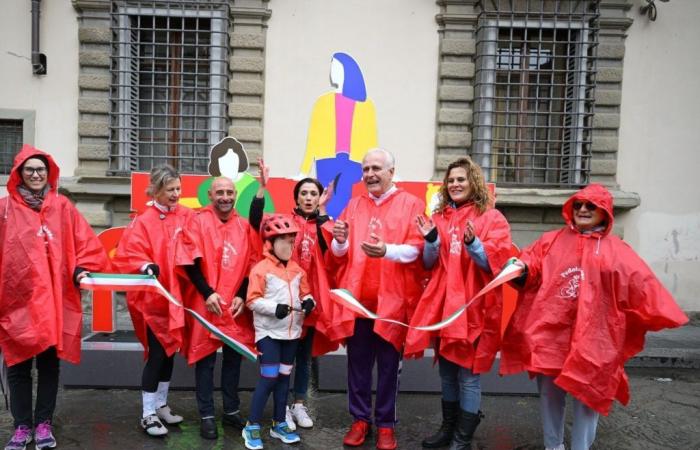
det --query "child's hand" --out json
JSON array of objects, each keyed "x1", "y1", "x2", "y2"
[
  {"x1": 301, "y1": 298, "x2": 315, "y2": 315},
  {"x1": 275, "y1": 304, "x2": 292, "y2": 319}
]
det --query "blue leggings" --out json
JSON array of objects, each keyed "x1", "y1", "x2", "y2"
[{"x1": 248, "y1": 337, "x2": 299, "y2": 424}]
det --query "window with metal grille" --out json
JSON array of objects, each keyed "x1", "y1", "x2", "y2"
[
  {"x1": 110, "y1": 0, "x2": 229, "y2": 175},
  {"x1": 0, "y1": 120, "x2": 23, "y2": 175},
  {"x1": 472, "y1": 0, "x2": 599, "y2": 186}
]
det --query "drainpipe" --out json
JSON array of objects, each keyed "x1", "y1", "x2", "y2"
[{"x1": 31, "y1": 0, "x2": 47, "y2": 75}]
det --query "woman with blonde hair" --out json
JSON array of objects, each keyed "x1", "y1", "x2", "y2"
[
  {"x1": 114, "y1": 165, "x2": 193, "y2": 437},
  {"x1": 405, "y1": 157, "x2": 512, "y2": 450}
]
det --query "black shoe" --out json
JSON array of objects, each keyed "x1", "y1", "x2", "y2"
[
  {"x1": 422, "y1": 400, "x2": 459, "y2": 448},
  {"x1": 448, "y1": 410, "x2": 483, "y2": 450},
  {"x1": 200, "y1": 417, "x2": 218, "y2": 440},
  {"x1": 222, "y1": 411, "x2": 246, "y2": 429}
]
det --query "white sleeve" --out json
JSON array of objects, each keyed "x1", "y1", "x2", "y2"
[
  {"x1": 331, "y1": 238, "x2": 350, "y2": 257},
  {"x1": 384, "y1": 244, "x2": 420, "y2": 263}
]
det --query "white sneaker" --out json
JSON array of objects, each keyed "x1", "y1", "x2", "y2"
[
  {"x1": 156, "y1": 405, "x2": 183, "y2": 425},
  {"x1": 290, "y1": 403, "x2": 313, "y2": 428},
  {"x1": 546, "y1": 445, "x2": 566, "y2": 450},
  {"x1": 285, "y1": 406, "x2": 297, "y2": 431},
  {"x1": 141, "y1": 414, "x2": 168, "y2": 436}
]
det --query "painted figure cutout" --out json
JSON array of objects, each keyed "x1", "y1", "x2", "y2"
[{"x1": 300, "y1": 52, "x2": 378, "y2": 218}]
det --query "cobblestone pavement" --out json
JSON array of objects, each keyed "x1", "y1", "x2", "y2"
[{"x1": 0, "y1": 368, "x2": 698, "y2": 449}]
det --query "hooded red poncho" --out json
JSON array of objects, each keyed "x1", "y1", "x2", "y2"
[
  {"x1": 500, "y1": 184, "x2": 688, "y2": 414},
  {"x1": 290, "y1": 211, "x2": 339, "y2": 356},
  {"x1": 405, "y1": 203, "x2": 512, "y2": 373},
  {"x1": 327, "y1": 189, "x2": 425, "y2": 351},
  {"x1": 176, "y1": 206, "x2": 259, "y2": 364},
  {"x1": 113, "y1": 202, "x2": 193, "y2": 358},
  {"x1": 0, "y1": 145, "x2": 109, "y2": 366}
]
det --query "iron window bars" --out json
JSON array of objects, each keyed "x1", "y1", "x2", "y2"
[
  {"x1": 110, "y1": 0, "x2": 229, "y2": 175},
  {"x1": 0, "y1": 120, "x2": 24, "y2": 175},
  {"x1": 473, "y1": 0, "x2": 600, "y2": 186}
]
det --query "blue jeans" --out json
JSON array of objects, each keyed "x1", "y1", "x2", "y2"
[
  {"x1": 438, "y1": 356, "x2": 481, "y2": 414},
  {"x1": 249, "y1": 337, "x2": 299, "y2": 424},
  {"x1": 194, "y1": 345, "x2": 242, "y2": 418},
  {"x1": 537, "y1": 375, "x2": 599, "y2": 450},
  {"x1": 291, "y1": 328, "x2": 314, "y2": 401}
]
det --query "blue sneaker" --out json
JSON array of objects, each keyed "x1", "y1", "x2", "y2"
[
  {"x1": 4, "y1": 425, "x2": 32, "y2": 450},
  {"x1": 242, "y1": 423, "x2": 263, "y2": 450},
  {"x1": 269, "y1": 421, "x2": 300, "y2": 444}
]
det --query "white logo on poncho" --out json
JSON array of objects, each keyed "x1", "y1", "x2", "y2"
[
  {"x1": 558, "y1": 267, "x2": 585, "y2": 299},
  {"x1": 37, "y1": 224, "x2": 54, "y2": 240}
]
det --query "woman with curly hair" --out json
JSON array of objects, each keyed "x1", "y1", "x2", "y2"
[{"x1": 405, "y1": 157, "x2": 512, "y2": 450}]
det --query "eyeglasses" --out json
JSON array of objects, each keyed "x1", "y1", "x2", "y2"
[
  {"x1": 572, "y1": 201, "x2": 597, "y2": 211},
  {"x1": 22, "y1": 166, "x2": 47, "y2": 176}
]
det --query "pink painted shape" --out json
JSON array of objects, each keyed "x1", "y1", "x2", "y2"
[{"x1": 334, "y1": 93, "x2": 355, "y2": 154}]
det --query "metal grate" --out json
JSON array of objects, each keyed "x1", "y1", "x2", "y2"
[
  {"x1": 0, "y1": 120, "x2": 23, "y2": 175},
  {"x1": 110, "y1": 0, "x2": 230, "y2": 175},
  {"x1": 472, "y1": 0, "x2": 600, "y2": 187}
]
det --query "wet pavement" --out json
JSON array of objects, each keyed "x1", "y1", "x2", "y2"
[{"x1": 0, "y1": 367, "x2": 698, "y2": 450}]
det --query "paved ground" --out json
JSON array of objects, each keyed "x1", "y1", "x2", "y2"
[{"x1": 0, "y1": 367, "x2": 698, "y2": 450}]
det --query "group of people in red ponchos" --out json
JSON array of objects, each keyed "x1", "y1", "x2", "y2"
[{"x1": 0, "y1": 145, "x2": 687, "y2": 450}]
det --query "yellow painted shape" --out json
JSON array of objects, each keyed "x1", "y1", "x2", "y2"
[{"x1": 179, "y1": 197, "x2": 202, "y2": 209}]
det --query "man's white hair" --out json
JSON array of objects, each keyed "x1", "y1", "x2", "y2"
[{"x1": 363, "y1": 148, "x2": 396, "y2": 170}]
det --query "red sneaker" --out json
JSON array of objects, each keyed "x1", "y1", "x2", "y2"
[
  {"x1": 343, "y1": 420, "x2": 370, "y2": 446},
  {"x1": 376, "y1": 427, "x2": 397, "y2": 450}
]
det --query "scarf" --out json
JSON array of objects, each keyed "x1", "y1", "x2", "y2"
[{"x1": 17, "y1": 184, "x2": 49, "y2": 211}]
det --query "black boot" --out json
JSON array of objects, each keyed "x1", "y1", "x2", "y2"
[
  {"x1": 448, "y1": 410, "x2": 483, "y2": 450},
  {"x1": 422, "y1": 400, "x2": 460, "y2": 448}
]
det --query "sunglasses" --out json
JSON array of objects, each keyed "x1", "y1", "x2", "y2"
[{"x1": 572, "y1": 201, "x2": 597, "y2": 211}]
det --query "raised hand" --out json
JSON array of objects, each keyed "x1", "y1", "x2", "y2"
[
  {"x1": 257, "y1": 158, "x2": 270, "y2": 188},
  {"x1": 333, "y1": 220, "x2": 349, "y2": 244},
  {"x1": 415, "y1": 215, "x2": 436, "y2": 238},
  {"x1": 319, "y1": 180, "x2": 334, "y2": 215},
  {"x1": 463, "y1": 220, "x2": 476, "y2": 245}
]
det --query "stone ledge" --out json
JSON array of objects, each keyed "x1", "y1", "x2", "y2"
[{"x1": 495, "y1": 187, "x2": 640, "y2": 209}]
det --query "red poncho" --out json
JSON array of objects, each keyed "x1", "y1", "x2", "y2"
[
  {"x1": 290, "y1": 211, "x2": 339, "y2": 356},
  {"x1": 113, "y1": 203, "x2": 193, "y2": 358},
  {"x1": 0, "y1": 145, "x2": 109, "y2": 366},
  {"x1": 328, "y1": 189, "x2": 425, "y2": 351},
  {"x1": 176, "y1": 206, "x2": 259, "y2": 364},
  {"x1": 500, "y1": 184, "x2": 688, "y2": 414},
  {"x1": 405, "y1": 203, "x2": 512, "y2": 373}
]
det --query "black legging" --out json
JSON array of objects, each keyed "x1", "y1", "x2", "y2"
[
  {"x1": 141, "y1": 327, "x2": 174, "y2": 392},
  {"x1": 7, "y1": 347, "x2": 60, "y2": 428}
]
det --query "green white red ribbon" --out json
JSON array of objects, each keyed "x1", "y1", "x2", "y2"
[
  {"x1": 80, "y1": 273, "x2": 258, "y2": 361},
  {"x1": 330, "y1": 263, "x2": 524, "y2": 331}
]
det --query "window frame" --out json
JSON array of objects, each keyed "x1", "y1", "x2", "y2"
[
  {"x1": 111, "y1": 4, "x2": 228, "y2": 174},
  {"x1": 0, "y1": 108, "x2": 35, "y2": 182},
  {"x1": 473, "y1": 18, "x2": 594, "y2": 187}
]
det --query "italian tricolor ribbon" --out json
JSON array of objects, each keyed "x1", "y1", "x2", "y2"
[
  {"x1": 330, "y1": 263, "x2": 524, "y2": 330},
  {"x1": 80, "y1": 273, "x2": 258, "y2": 361}
]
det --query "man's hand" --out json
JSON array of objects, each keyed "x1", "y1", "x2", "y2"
[
  {"x1": 230, "y1": 296, "x2": 245, "y2": 318},
  {"x1": 361, "y1": 233, "x2": 387, "y2": 258},
  {"x1": 205, "y1": 292, "x2": 225, "y2": 317},
  {"x1": 333, "y1": 220, "x2": 349, "y2": 244}
]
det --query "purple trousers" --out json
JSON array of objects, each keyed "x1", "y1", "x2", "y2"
[{"x1": 346, "y1": 319, "x2": 402, "y2": 428}]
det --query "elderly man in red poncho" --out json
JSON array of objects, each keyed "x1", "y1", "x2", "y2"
[
  {"x1": 0, "y1": 145, "x2": 109, "y2": 450},
  {"x1": 328, "y1": 148, "x2": 425, "y2": 450},
  {"x1": 500, "y1": 183, "x2": 688, "y2": 450},
  {"x1": 176, "y1": 176, "x2": 259, "y2": 440}
]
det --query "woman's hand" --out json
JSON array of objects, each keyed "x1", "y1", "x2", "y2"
[
  {"x1": 415, "y1": 215, "x2": 436, "y2": 239},
  {"x1": 257, "y1": 158, "x2": 270, "y2": 188},
  {"x1": 318, "y1": 180, "x2": 334, "y2": 216},
  {"x1": 463, "y1": 220, "x2": 476, "y2": 245}
]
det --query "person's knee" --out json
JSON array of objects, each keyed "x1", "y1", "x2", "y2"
[
  {"x1": 260, "y1": 364, "x2": 281, "y2": 379},
  {"x1": 278, "y1": 363, "x2": 293, "y2": 376}
]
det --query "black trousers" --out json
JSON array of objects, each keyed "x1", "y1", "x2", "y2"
[
  {"x1": 195, "y1": 345, "x2": 242, "y2": 418},
  {"x1": 7, "y1": 347, "x2": 60, "y2": 428},
  {"x1": 141, "y1": 327, "x2": 174, "y2": 392}
]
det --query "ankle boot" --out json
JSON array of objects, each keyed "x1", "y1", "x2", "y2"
[
  {"x1": 448, "y1": 410, "x2": 483, "y2": 450},
  {"x1": 422, "y1": 400, "x2": 459, "y2": 448}
]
